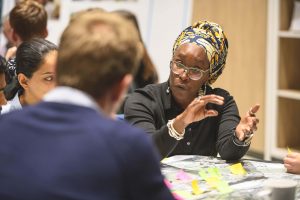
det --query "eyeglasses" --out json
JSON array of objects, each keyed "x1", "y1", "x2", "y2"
[{"x1": 170, "y1": 60, "x2": 209, "y2": 81}]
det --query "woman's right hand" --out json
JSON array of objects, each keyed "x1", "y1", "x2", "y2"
[{"x1": 172, "y1": 94, "x2": 224, "y2": 134}]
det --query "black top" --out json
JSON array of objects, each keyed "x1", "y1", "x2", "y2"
[{"x1": 124, "y1": 82, "x2": 250, "y2": 161}]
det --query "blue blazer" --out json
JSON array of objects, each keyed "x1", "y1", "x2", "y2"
[{"x1": 0, "y1": 102, "x2": 174, "y2": 200}]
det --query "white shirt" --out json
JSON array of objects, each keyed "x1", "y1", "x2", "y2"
[
  {"x1": 1, "y1": 93, "x2": 22, "y2": 114},
  {"x1": 43, "y1": 86, "x2": 101, "y2": 112}
]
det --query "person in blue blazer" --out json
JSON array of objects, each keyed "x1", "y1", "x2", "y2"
[{"x1": 0, "y1": 11, "x2": 174, "y2": 200}]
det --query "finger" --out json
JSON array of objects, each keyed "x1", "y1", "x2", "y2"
[
  {"x1": 284, "y1": 161, "x2": 291, "y2": 167},
  {"x1": 245, "y1": 127, "x2": 251, "y2": 133},
  {"x1": 247, "y1": 120, "x2": 254, "y2": 127},
  {"x1": 201, "y1": 97, "x2": 224, "y2": 106},
  {"x1": 248, "y1": 118, "x2": 258, "y2": 131},
  {"x1": 287, "y1": 153, "x2": 298, "y2": 159},
  {"x1": 205, "y1": 110, "x2": 218, "y2": 117},
  {"x1": 242, "y1": 129, "x2": 251, "y2": 139},
  {"x1": 249, "y1": 116, "x2": 259, "y2": 123},
  {"x1": 286, "y1": 167, "x2": 294, "y2": 174},
  {"x1": 249, "y1": 104, "x2": 260, "y2": 115},
  {"x1": 248, "y1": 123, "x2": 257, "y2": 132},
  {"x1": 200, "y1": 94, "x2": 224, "y2": 101},
  {"x1": 238, "y1": 131, "x2": 245, "y2": 141},
  {"x1": 283, "y1": 158, "x2": 290, "y2": 165},
  {"x1": 191, "y1": 97, "x2": 206, "y2": 108},
  {"x1": 251, "y1": 119, "x2": 257, "y2": 127},
  {"x1": 284, "y1": 163, "x2": 292, "y2": 172}
]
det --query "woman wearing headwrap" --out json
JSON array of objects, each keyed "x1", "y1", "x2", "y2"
[{"x1": 124, "y1": 21, "x2": 260, "y2": 160}]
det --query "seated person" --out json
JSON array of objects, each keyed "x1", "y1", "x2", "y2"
[
  {"x1": 284, "y1": 152, "x2": 300, "y2": 174},
  {"x1": 1, "y1": 38, "x2": 57, "y2": 114},
  {"x1": 6, "y1": 0, "x2": 48, "y2": 59},
  {"x1": 4, "y1": 0, "x2": 48, "y2": 100},
  {"x1": 0, "y1": 56, "x2": 7, "y2": 108},
  {"x1": 112, "y1": 10, "x2": 158, "y2": 92},
  {"x1": 112, "y1": 10, "x2": 158, "y2": 115},
  {"x1": 0, "y1": 11, "x2": 174, "y2": 200},
  {"x1": 124, "y1": 20, "x2": 260, "y2": 160}
]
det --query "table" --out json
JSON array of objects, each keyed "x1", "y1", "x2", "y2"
[{"x1": 161, "y1": 155, "x2": 300, "y2": 200}]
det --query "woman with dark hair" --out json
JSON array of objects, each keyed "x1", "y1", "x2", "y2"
[
  {"x1": 1, "y1": 38, "x2": 57, "y2": 114},
  {"x1": 112, "y1": 10, "x2": 158, "y2": 92}
]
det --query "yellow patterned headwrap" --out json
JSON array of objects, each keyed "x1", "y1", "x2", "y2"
[{"x1": 173, "y1": 21, "x2": 228, "y2": 84}]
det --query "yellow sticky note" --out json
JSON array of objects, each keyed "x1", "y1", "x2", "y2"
[
  {"x1": 229, "y1": 163, "x2": 247, "y2": 175},
  {"x1": 206, "y1": 176, "x2": 220, "y2": 188},
  {"x1": 199, "y1": 169, "x2": 208, "y2": 180},
  {"x1": 161, "y1": 158, "x2": 169, "y2": 163},
  {"x1": 216, "y1": 180, "x2": 233, "y2": 194},
  {"x1": 191, "y1": 180, "x2": 203, "y2": 195},
  {"x1": 207, "y1": 167, "x2": 221, "y2": 178},
  {"x1": 288, "y1": 147, "x2": 292, "y2": 154}
]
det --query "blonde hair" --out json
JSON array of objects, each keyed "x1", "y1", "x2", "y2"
[{"x1": 57, "y1": 11, "x2": 143, "y2": 99}]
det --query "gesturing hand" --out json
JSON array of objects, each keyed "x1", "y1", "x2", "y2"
[
  {"x1": 235, "y1": 104, "x2": 260, "y2": 142},
  {"x1": 173, "y1": 94, "x2": 224, "y2": 133},
  {"x1": 284, "y1": 152, "x2": 300, "y2": 174}
]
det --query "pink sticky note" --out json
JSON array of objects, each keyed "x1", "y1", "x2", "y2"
[
  {"x1": 172, "y1": 192, "x2": 186, "y2": 200},
  {"x1": 176, "y1": 169, "x2": 192, "y2": 181},
  {"x1": 164, "y1": 179, "x2": 173, "y2": 188}
]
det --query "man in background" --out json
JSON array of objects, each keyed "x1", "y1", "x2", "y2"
[
  {"x1": 6, "y1": 0, "x2": 48, "y2": 59},
  {"x1": 0, "y1": 11, "x2": 174, "y2": 200}
]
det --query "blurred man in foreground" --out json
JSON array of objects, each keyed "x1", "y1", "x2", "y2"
[{"x1": 0, "y1": 11, "x2": 174, "y2": 200}]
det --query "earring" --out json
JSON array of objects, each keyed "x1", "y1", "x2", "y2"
[
  {"x1": 198, "y1": 83, "x2": 207, "y2": 97},
  {"x1": 166, "y1": 86, "x2": 170, "y2": 94}
]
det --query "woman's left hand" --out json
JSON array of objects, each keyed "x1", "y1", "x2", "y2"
[{"x1": 235, "y1": 104, "x2": 260, "y2": 142}]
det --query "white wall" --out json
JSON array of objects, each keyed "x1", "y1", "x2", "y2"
[
  {"x1": 1, "y1": 0, "x2": 192, "y2": 82},
  {"x1": 149, "y1": 0, "x2": 193, "y2": 82}
]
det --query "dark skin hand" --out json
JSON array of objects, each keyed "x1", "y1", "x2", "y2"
[
  {"x1": 235, "y1": 104, "x2": 260, "y2": 141},
  {"x1": 173, "y1": 94, "x2": 224, "y2": 133}
]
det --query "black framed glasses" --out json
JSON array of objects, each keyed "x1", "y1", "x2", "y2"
[{"x1": 170, "y1": 60, "x2": 209, "y2": 81}]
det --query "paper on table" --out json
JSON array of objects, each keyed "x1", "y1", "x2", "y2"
[
  {"x1": 199, "y1": 167, "x2": 232, "y2": 193},
  {"x1": 172, "y1": 190, "x2": 194, "y2": 199},
  {"x1": 216, "y1": 180, "x2": 233, "y2": 194},
  {"x1": 191, "y1": 180, "x2": 203, "y2": 195},
  {"x1": 229, "y1": 163, "x2": 247, "y2": 175},
  {"x1": 176, "y1": 169, "x2": 193, "y2": 181},
  {"x1": 164, "y1": 179, "x2": 173, "y2": 189},
  {"x1": 287, "y1": 147, "x2": 292, "y2": 154},
  {"x1": 207, "y1": 167, "x2": 222, "y2": 178},
  {"x1": 161, "y1": 155, "x2": 195, "y2": 164},
  {"x1": 199, "y1": 167, "x2": 222, "y2": 180}
]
